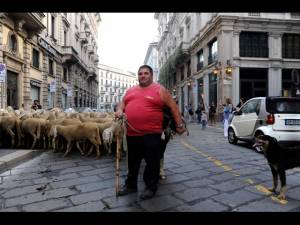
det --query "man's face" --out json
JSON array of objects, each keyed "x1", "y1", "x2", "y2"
[{"x1": 138, "y1": 68, "x2": 153, "y2": 87}]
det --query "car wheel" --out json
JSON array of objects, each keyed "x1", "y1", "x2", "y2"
[
  {"x1": 228, "y1": 128, "x2": 238, "y2": 144},
  {"x1": 254, "y1": 132, "x2": 264, "y2": 153}
]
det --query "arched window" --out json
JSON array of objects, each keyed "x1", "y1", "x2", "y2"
[{"x1": 9, "y1": 34, "x2": 18, "y2": 53}]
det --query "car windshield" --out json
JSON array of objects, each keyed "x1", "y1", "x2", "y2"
[{"x1": 266, "y1": 98, "x2": 300, "y2": 114}]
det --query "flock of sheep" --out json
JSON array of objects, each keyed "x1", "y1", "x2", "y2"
[{"x1": 0, "y1": 107, "x2": 125, "y2": 158}]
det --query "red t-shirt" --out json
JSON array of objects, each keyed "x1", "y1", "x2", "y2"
[{"x1": 124, "y1": 83, "x2": 164, "y2": 136}]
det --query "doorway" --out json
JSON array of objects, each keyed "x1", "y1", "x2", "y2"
[{"x1": 7, "y1": 70, "x2": 18, "y2": 109}]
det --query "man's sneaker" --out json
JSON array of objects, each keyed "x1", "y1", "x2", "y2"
[
  {"x1": 117, "y1": 185, "x2": 137, "y2": 196},
  {"x1": 159, "y1": 174, "x2": 167, "y2": 180},
  {"x1": 139, "y1": 189, "x2": 155, "y2": 200}
]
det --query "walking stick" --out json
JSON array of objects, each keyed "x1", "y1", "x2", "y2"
[{"x1": 115, "y1": 131, "x2": 120, "y2": 197}]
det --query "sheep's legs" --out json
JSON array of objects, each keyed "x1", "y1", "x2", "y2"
[
  {"x1": 30, "y1": 134, "x2": 37, "y2": 149},
  {"x1": 86, "y1": 144, "x2": 94, "y2": 156},
  {"x1": 76, "y1": 141, "x2": 85, "y2": 155},
  {"x1": 64, "y1": 141, "x2": 74, "y2": 157},
  {"x1": 6, "y1": 128, "x2": 15, "y2": 148}
]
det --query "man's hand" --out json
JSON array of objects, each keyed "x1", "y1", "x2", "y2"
[
  {"x1": 114, "y1": 110, "x2": 123, "y2": 119},
  {"x1": 175, "y1": 127, "x2": 186, "y2": 135}
]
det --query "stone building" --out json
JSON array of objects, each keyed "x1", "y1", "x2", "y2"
[
  {"x1": 144, "y1": 41, "x2": 159, "y2": 82},
  {"x1": 0, "y1": 13, "x2": 100, "y2": 110},
  {"x1": 155, "y1": 13, "x2": 300, "y2": 115},
  {"x1": 98, "y1": 64, "x2": 137, "y2": 112},
  {"x1": 0, "y1": 13, "x2": 45, "y2": 109}
]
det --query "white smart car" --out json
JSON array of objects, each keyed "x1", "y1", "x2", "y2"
[{"x1": 228, "y1": 96, "x2": 300, "y2": 151}]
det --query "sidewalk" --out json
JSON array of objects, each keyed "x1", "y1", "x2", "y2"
[
  {"x1": 187, "y1": 120, "x2": 224, "y2": 130},
  {"x1": 0, "y1": 149, "x2": 41, "y2": 174}
]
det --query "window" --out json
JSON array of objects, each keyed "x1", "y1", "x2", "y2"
[
  {"x1": 49, "y1": 59, "x2": 54, "y2": 75},
  {"x1": 9, "y1": 34, "x2": 17, "y2": 53},
  {"x1": 197, "y1": 49, "x2": 204, "y2": 71},
  {"x1": 63, "y1": 67, "x2": 68, "y2": 81},
  {"x1": 180, "y1": 66, "x2": 184, "y2": 81},
  {"x1": 187, "y1": 60, "x2": 191, "y2": 77},
  {"x1": 209, "y1": 73, "x2": 217, "y2": 106},
  {"x1": 32, "y1": 49, "x2": 39, "y2": 69},
  {"x1": 173, "y1": 72, "x2": 177, "y2": 86},
  {"x1": 282, "y1": 33, "x2": 300, "y2": 59},
  {"x1": 240, "y1": 99, "x2": 260, "y2": 114},
  {"x1": 208, "y1": 39, "x2": 218, "y2": 64},
  {"x1": 51, "y1": 15, "x2": 55, "y2": 38},
  {"x1": 64, "y1": 30, "x2": 67, "y2": 46},
  {"x1": 240, "y1": 32, "x2": 268, "y2": 58}
]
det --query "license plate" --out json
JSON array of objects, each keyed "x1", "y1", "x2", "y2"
[{"x1": 285, "y1": 119, "x2": 300, "y2": 125}]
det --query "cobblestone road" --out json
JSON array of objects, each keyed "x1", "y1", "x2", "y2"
[{"x1": 1, "y1": 123, "x2": 300, "y2": 212}]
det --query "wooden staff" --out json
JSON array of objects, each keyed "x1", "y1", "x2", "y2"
[{"x1": 115, "y1": 131, "x2": 120, "y2": 197}]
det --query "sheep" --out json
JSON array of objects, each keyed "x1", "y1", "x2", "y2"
[
  {"x1": 102, "y1": 119, "x2": 124, "y2": 156},
  {"x1": 0, "y1": 115, "x2": 22, "y2": 148},
  {"x1": 82, "y1": 121, "x2": 113, "y2": 156},
  {"x1": 51, "y1": 123, "x2": 101, "y2": 158},
  {"x1": 79, "y1": 113, "x2": 113, "y2": 123},
  {"x1": 20, "y1": 118, "x2": 43, "y2": 149}
]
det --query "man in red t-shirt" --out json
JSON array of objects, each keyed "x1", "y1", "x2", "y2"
[{"x1": 115, "y1": 65, "x2": 186, "y2": 200}]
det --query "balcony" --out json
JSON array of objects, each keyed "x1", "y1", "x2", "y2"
[
  {"x1": 94, "y1": 55, "x2": 99, "y2": 63},
  {"x1": 9, "y1": 13, "x2": 45, "y2": 34},
  {"x1": 77, "y1": 32, "x2": 88, "y2": 44},
  {"x1": 87, "y1": 45, "x2": 94, "y2": 54},
  {"x1": 61, "y1": 46, "x2": 80, "y2": 65}
]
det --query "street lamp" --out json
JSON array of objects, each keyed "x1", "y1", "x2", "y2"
[{"x1": 213, "y1": 60, "x2": 233, "y2": 108}]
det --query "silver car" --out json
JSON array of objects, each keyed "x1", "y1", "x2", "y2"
[{"x1": 228, "y1": 97, "x2": 300, "y2": 150}]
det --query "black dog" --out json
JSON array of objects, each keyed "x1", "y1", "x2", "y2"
[{"x1": 253, "y1": 135, "x2": 300, "y2": 200}]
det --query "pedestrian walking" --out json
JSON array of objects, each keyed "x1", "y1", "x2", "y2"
[
  {"x1": 223, "y1": 98, "x2": 233, "y2": 138},
  {"x1": 235, "y1": 97, "x2": 245, "y2": 111},
  {"x1": 201, "y1": 110, "x2": 207, "y2": 130},
  {"x1": 195, "y1": 103, "x2": 205, "y2": 124},
  {"x1": 115, "y1": 65, "x2": 186, "y2": 200},
  {"x1": 188, "y1": 104, "x2": 194, "y2": 123}
]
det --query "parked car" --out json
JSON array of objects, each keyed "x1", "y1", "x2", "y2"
[{"x1": 228, "y1": 96, "x2": 300, "y2": 151}]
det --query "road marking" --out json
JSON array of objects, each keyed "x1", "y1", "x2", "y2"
[{"x1": 180, "y1": 140, "x2": 288, "y2": 205}]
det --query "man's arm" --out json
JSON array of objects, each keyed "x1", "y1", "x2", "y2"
[
  {"x1": 160, "y1": 86, "x2": 186, "y2": 134},
  {"x1": 115, "y1": 100, "x2": 125, "y2": 118}
]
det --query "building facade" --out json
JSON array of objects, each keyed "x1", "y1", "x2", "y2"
[
  {"x1": 98, "y1": 64, "x2": 137, "y2": 112},
  {"x1": 144, "y1": 42, "x2": 159, "y2": 82},
  {"x1": 155, "y1": 13, "x2": 300, "y2": 115},
  {"x1": 0, "y1": 13, "x2": 101, "y2": 110}
]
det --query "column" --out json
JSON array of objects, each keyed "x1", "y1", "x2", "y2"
[
  {"x1": 269, "y1": 33, "x2": 282, "y2": 96},
  {"x1": 41, "y1": 52, "x2": 48, "y2": 109},
  {"x1": 23, "y1": 39, "x2": 32, "y2": 110},
  {"x1": 269, "y1": 68, "x2": 282, "y2": 96},
  {"x1": 0, "y1": 17, "x2": 4, "y2": 108},
  {"x1": 232, "y1": 30, "x2": 241, "y2": 106},
  {"x1": 56, "y1": 63, "x2": 63, "y2": 108}
]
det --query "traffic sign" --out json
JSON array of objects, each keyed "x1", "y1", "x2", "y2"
[{"x1": 0, "y1": 63, "x2": 6, "y2": 82}]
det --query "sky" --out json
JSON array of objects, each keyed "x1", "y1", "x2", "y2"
[{"x1": 97, "y1": 13, "x2": 158, "y2": 73}]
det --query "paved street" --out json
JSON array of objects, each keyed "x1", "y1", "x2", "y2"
[{"x1": 1, "y1": 123, "x2": 300, "y2": 212}]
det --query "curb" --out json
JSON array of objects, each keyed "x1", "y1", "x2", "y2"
[{"x1": 0, "y1": 150, "x2": 41, "y2": 174}]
